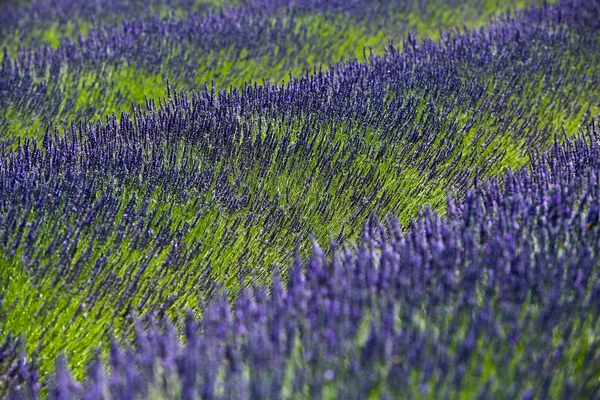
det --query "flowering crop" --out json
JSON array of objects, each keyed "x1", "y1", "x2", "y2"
[
  {"x1": 8, "y1": 124, "x2": 600, "y2": 398},
  {"x1": 1, "y1": 0, "x2": 548, "y2": 140},
  {"x1": 0, "y1": 0, "x2": 599, "y2": 397}
]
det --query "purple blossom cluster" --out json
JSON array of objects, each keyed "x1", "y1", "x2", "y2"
[
  {"x1": 0, "y1": 0, "x2": 597, "y2": 329},
  {"x1": 0, "y1": 0, "x2": 599, "y2": 397},
  {"x1": 7, "y1": 123, "x2": 600, "y2": 399},
  {"x1": 0, "y1": 0, "x2": 220, "y2": 43},
  {"x1": 0, "y1": 0, "x2": 599, "y2": 387},
  {"x1": 2, "y1": 0, "x2": 597, "y2": 138},
  {"x1": 0, "y1": 0, "x2": 532, "y2": 45}
]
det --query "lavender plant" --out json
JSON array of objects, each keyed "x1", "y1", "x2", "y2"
[
  {"x1": 1, "y1": 0, "x2": 600, "y2": 383},
  {"x1": 0, "y1": 0, "x2": 545, "y2": 50},
  {"x1": 8, "y1": 124, "x2": 600, "y2": 399},
  {"x1": 0, "y1": 0, "x2": 229, "y2": 48},
  {"x1": 0, "y1": 0, "x2": 599, "y2": 396},
  {"x1": 0, "y1": 0, "x2": 550, "y2": 140}
]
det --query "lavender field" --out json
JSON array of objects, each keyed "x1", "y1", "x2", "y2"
[{"x1": 1, "y1": 0, "x2": 600, "y2": 398}]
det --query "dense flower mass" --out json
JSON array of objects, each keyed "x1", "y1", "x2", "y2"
[
  {"x1": 7, "y1": 125, "x2": 600, "y2": 399},
  {"x1": 0, "y1": 0, "x2": 599, "y2": 398},
  {"x1": 0, "y1": 0, "x2": 559, "y2": 140}
]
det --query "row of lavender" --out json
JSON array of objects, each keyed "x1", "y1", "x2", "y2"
[
  {"x1": 0, "y1": 0, "x2": 221, "y2": 45},
  {"x1": 0, "y1": 0, "x2": 599, "y2": 385},
  {"x1": 0, "y1": 0, "x2": 534, "y2": 46},
  {"x1": 6, "y1": 122, "x2": 600, "y2": 398},
  {"x1": 0, "y1": 0, "x2": 551, "y2": 140}
]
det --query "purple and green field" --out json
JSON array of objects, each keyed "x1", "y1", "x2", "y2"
[{"x1": 1, "y1": 0, "x2": 600, "y2": 398}]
